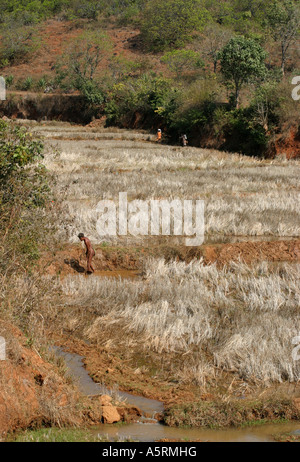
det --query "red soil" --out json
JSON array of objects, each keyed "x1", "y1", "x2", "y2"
[
  {"x1": 3, "y1": 20, "x2": 166, "y2": 82},
  {"x1": 39, "y1": 239, "x2": 300, "y2": 278},
  {"x1": 0, "y1": 321, "x2": 82, "y2": 438}
]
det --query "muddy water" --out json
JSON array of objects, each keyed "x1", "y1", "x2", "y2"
[
  {"x1": 53, "y1": 347, "x2": 163, "y2": 417},
  {"x1": 85, "y1": 270, "x2": 141, "y2": 280},
  {"x1": 53, "y1": 348, "x2": 300, "y2": 442}
]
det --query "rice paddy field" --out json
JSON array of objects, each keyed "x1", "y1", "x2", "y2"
[{"x1": 17, "y1": 119, "x2": 300, "y2": 430}]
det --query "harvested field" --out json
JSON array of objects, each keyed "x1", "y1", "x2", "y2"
[{"x1": 6, "y1": 120, "x2": 300, "y2": 436}]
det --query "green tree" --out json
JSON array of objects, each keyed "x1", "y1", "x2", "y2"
[
  {"x1": 219, "y1": 36, "x2": 267, "y2": 108},
  {"x1": 265, "y1": 0, "x2": 299, "y2": 75},
  {"x1": 140, "y1": 0, "x2": 209, "y2": 51},
  {"x1": 161, "y1": 50, "x2": 204, "y2": 78}
]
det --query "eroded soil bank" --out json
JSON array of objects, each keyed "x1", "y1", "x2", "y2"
[{"x1": 0, "y1": 322, "x2": 143, "y2": 440}]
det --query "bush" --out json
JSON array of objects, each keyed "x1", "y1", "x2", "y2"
[
  {"x1": 0, "y1": 23, "x2": 39, "y2": 65},
  {"x1": 140, "y1": 0, "x2": 210, "y2": 51},
  {"x1": 219, "y1": 108, "x2": 269, "y2": 156},
  {"x1": 16, "y1": 77, "x2": 34, "y2": 91},
  {"x1": 5, "y1": 75, "x2": 14, "y2": 88},
  {"x1": 68, "y1": 0, "x2": 102, "y2": 20},
  {"x1": 37, "y1": 76, "x2": 49, "y2": 91},
  {"x1": 0, "y1": 0, "x2": 67, "y2": 24},
  {"x1": 0, "y1": 121, "x2": 52, "y2": 270},
  {"x1": 161, "y1": 49, "x2": 204, "y2": 77},
  {"x1": 105, "y1": 73, "x2": 178, "y2": 126}
]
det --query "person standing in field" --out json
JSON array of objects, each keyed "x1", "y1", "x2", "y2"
[
  {"x1": 180, "y1": 134, "x2": 188, "y2": 147},
  {"x1": 78, "y1": 233, "x2": 95, "y2": 274},
  {"x1": 156, "y1": 129, "x2": 162, "y2": 143}
]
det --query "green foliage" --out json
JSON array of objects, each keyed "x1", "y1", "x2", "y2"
[
  {"x1": 265, "y1": 0, "x2": 299, "y2": 74},
  {"x1": 0, "y1": 121, "x2": 51, "y2": 268},
  {"x1": 140, "y1": 0, "x2": 210, "y2": 51},
  {"x1": 251, "y1": 77, "x2": 300, "y2": 131},
  {"x1": 161, "y1": 50, "x2": 204, "y2": 77},
  {"x1": 219, "y1": 36, "x2": 267, "y2": 107},
  {"x1": 250, "y1": 81, "x2": 282, "y2": 131},
  {"x1": 37, "y1": 76, "x2": 48, "y2": 91},
  {"x1": 219, "y1": 107, "x2": 269, "y2": 156},
  {"x1": 16, "y1": 76, "x2": 34, "y2": 91},
  {"x1": 80, "y1": 80, "x2": 106, "y2": 108},
  {"x1": 104, "y1": 0, "x2": 146, "y2": 19},
  {"x1": 105, "y1": 73, "x2": 178, "y2": 125},
  {"x1": 166, "y1": 79, "x2": 220, "y2": 137},
  {"x1": 5, "y1": 75, "x2": 14, "y2": 88},
  {"x1": 0, "y1": 23, "x2": 39, "y2": 65},
  {"x1": 67, "y1": 0, "x2": 102, "y2": 20},
  {"x1": 0, "y1": 0, "x2": 67, "y2": 24},
  {"x1": 203, "y1": 0, "x2": 274, "y2": 31},
  {"x1": 0, "y1": 121, "x2": 43, "y2": 183},
  {"x1": 107, "y1": 55, "x2": 153, "y2": 86}
]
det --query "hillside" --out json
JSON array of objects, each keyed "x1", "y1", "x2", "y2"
[
  {"x1": 0, "y1": 0, "x2": 300, "y2": 443},
  {"x1": 0, "y1": 0, "x2": 299, "y2": 157}
]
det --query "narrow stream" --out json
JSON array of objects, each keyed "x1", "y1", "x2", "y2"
[{"x1": 53, "y1": 347, "x2": 300, "y2": 442}]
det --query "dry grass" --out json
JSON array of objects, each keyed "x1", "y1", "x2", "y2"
[
  {"x1": 60, "y1": 259, "x2": 300, "y2": 386},
  {"x1": 8, "y1": 121, "x2": 299, "y2": 394},
  {"x1": 28, "y1": 122, "x2": 300, "y2": 243}
]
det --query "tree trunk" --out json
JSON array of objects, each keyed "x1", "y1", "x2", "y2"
[
  {"x1": 213, "y1": 59, "x2": 217, "y2": 73},
  {"x1": 235, "y1": 86, "x2": 240, "y2": 109},
  {"x1": 281, "y1": 43, "x2": 286, "y2": 76}
]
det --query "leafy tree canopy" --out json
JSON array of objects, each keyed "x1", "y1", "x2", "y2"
[{"x1": 219, "y1": 36, "x2": 267, "y2": 107}]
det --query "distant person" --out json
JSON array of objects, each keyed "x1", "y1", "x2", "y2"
[
  {"x1": 78, "y1": 233, "x2": 95, "y2": 274},
  {"x1": 156, "y1": 129, "x2": 162, "y2": 143},
  {"x1": 180, "y1": 134, "x2": 188, "y2": 147}
]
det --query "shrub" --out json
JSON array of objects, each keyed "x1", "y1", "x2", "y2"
[
  {"x1": 16, "y1": 77, "x2": 34, "y2": 91},
  {"x1": 251, "y1": 78, "x2": 300, "y2": 131},
  {"x1": 5, "y1": 75, "x2": 14, "y2": 88},
  {"x1": 0, "y1": 121, "x2": 51, "y2": 269},
  {"x1": 105, "y1": 73, "x2": 177, "y2": 126},
  {"x1": 140, "y1": 0, "x2": 210, "y2": 51},
  {"x1": 219, "y1": 108, "x2": 269, "y2": 156},
  {"x1": 161, "y1": 49, "x2": 204, "y2": 78},
  {"x1": 68, "y1": 0, "x2": 102, "y2": 20},
  {"x1": 0, "y1": 0, "x2": 67, "y2": 24},
  {"x1": 0, "y1": 23, "x2": 39, "y2": 65},
  {"x1": 37, "y1": 76, "x2": 49, "y2": 91}
]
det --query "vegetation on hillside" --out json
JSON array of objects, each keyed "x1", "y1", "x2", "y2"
[
  {"x1": 0, "y1": 121, "x2": 52, "y2": 271},
  {"x1": 0, "y1": 0, "x2": 299, "y2": 156}
]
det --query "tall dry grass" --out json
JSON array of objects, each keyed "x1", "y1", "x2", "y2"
[
  {"x1": 31, "y1": 123, "x2": 300, "y2": 243},
  {"x1": 60, "y1": 259, "x2": 300, "y2": 386}
]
